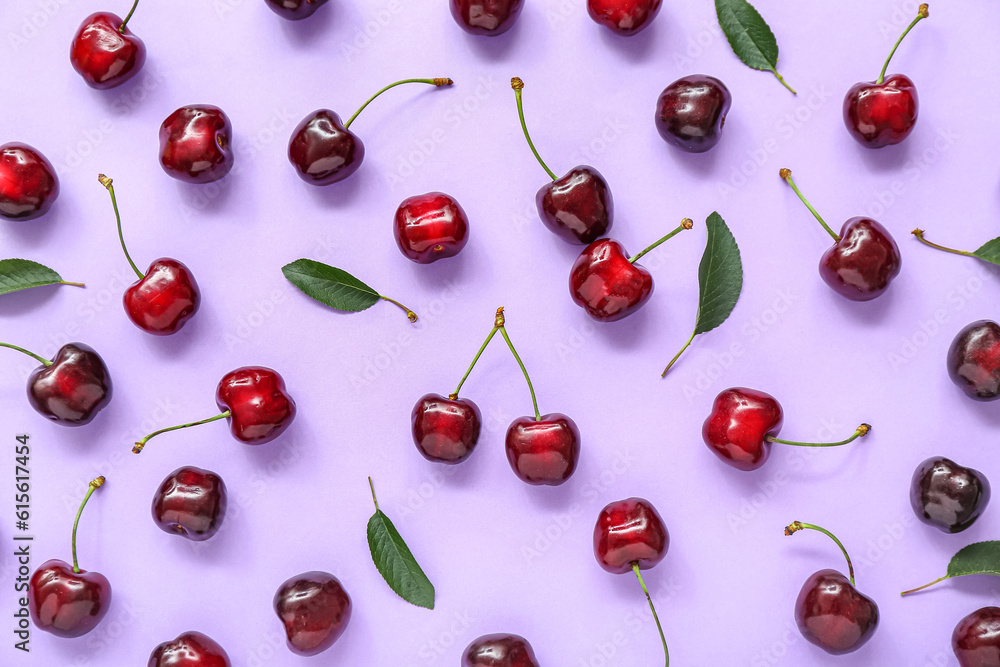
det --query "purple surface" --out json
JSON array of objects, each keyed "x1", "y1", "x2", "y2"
[{"x1": 1, "y1": 0, "x2": 998, "y2": 664}]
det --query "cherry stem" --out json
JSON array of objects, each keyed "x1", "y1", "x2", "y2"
[
  {"x1": 911, "y1": 229, "x2": 974, "y2": 258},
  {"x1": 632, "y1": 563, "x2": 669, "y2": 666},
  {"x1": 344, "y1": 78, "x2": 453, "y2": 130},
  {"x1": 878, "y1": 4, "x2": 929, "y2": 84},
  {"x1": 630, "y1": 219, "x2": 694, "y2": 264},
  {"x1": 368, "y1": 476, "x2": 380, "y2": 512},
  {"x1": 71, "y1": 476, "x2": 106, "y2": 574},
  {"x1": 379, "y1": 295, "x2": 418, "y2": 323},
  {"x1": 767, "y1": 423, "x2": 870, "y2": 447},
  {"x1": 784, "y1": 521, "x2": 856, "y2": 587},
  {"x1": 99, "y1": 174, "x2": 143, "y2": 280},
  {"x1": 498, "y1": 318, "x2": 541, "y2": 421},
  {"x1": 771, "y1": 69, "x2": 797, "y2": 95},
  {"x1": 900, "y1": 575, "x2": 949, "y2": 596},
  {"x1": 451, "y1": 311, "x2": 502, "y2": 399},
  {"x1": 779, "y1": 168, "x2": 840, "y2": 242},
  {"x1": 119, "y1": 0, "x2": 140, "y2": 32},
  {"x1": 0, "y1": 342, "x2": 51, "y2": 366},
  {"x1": 133, "y1": 410, "x2": 232, "y2": 454},
  {"x1": 661, "y1": 331, "x2": 694, "y2": 378},
  {"x1": 510, "y1": 77, "x2": 558, "y2": 182}
]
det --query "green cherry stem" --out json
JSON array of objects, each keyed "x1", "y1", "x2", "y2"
[
  {"x1": 119, "y1": 0, "x2": 140, "y2": 32},
  {"x1": 780, "y1": 168, "x2": 840, "y2": 242},
  {"x1": 771, "y1": 69, "x2": 797, "y2": 95},
  {"x1": 878, "y1": 4, "x2": 929, "y2": 84},
  {"x1": 630, "y1": 218, "x2": 694, "y2": 264},
  {"x1": 767, "y1": 423, "x2": 871, "y2": 447},
  {"x1": 133, "y1": 411, "x2": 232, "y2": 454},
  {"x1": 379, "y1": 295, "x2": 418, "y2": 323},
  {"x1": 0, "y1": 342, "x2": 52, "y2": 366},
  {"x1": 785, "y1": 521, "x2": 856, "y2": 587},
  {"x1": 632, "y1": 563, "x2": 669, "y2": 666},
  {"x1": 911, "y1": 229, "x2": 976, "y2": 258},
  {"x1": 511, "y1": 77, "x2": 558, "y2": 181},
  {"x1": 368, "y1": 476, "x2": 380, "y2": 512},
  {"x1": 661, "y1": 332, "x2": 693, "y2": 378},
  {"x1": 450, "y1": 307, "x2": 504, "y2": 399},
  {"x1": 71, "y1": 476, "x2": 106, "y2": 573},
  {"x1": 345, "y1": 78, "x2": 454, "y2": 130},
  {"x1": 99, "y1": 174, "x2": 143, "y2": 280},
  {"x1": 900, "y1": 575, "x2": 950, "y2": 596},
  {"x1": 497, "y1": 310, "x2": 542, "y2": 421}
]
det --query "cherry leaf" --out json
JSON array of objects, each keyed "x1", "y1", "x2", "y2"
[
  {"x1": 282, "y1": 259, "x2": 380, "y2": 312},
  {"x1": 367, "y1": 480, "x2": 435, "y2": 610},
  {"x1": 0, "y1": 259, "x2": 83, "y2": 296},
  {"x1": 972, "y1": 237, "x2": 1000, "y2": 266},
  {"x1": 902, "y1": 540, "x2": 1000, "y2": 596},
  {"x1": 715, "y1": 0, "x2": 795, "y2": 93}
]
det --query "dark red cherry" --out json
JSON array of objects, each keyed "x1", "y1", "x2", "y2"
[
  {"x1": 587, "y1": 0, "x2": 661, "y2": 34},
  {"x1": 29, "y1": 559, "x2": 112, "y2": 638},
  {"x1": 159, "y1": 106, "x2": 234, "y2": 184},
  {"x1": 264, "y1": 0, "x2": 329, "y2": 20},
  {"x1": 27, "y1": 343, "x2": 113, "y2": 426},
  {"x1": 148, "y1": 631, "x2": 232, "y2": 667},
  {"x1": 463, "y1": 634, "x2": 540, "y2": 667},
  {"x1": 948, "y1": 321, "x2": 1000, "y2": 401},
  {"x1": 411, "y1": 393, "x2": 481, "y2": 464},
  {"x1": 843, "y1": 75, "x2": 918, "y2": 149},
  {"x1": 152, "y1": 466, "x2": 227, "y2": 541},
  {"x1": 216, "y1": 367, "x2": 296, "y2": 444},
  {"x1": 536, "y1": 167, "x2": 613, "y2": 244},
  {"x1": 288, "y1": 110, "x2": 363, "y2": 186},
  {"x1": 450, "y1": 0, "x2": 524, "y2": 35},
  {"x1": 818, "y1": 217, "x2": 901, "y2": 301},
  {"x1": 394, "y1": 192, "x2": 470, "y2": 263},
  {"x1": 124, "y1": 259, "x2": 201, "y2": 335},
  {"x1": 953, "y1": 607, "x2": 1000, "y2": 667},
  {"x1": 569, "y1": 239, "x2": 653, "y2": 322},
  {"x1": 70, "y1": 11, "x2": 146, "y2": 90},
  {"x1": 702, "y1": 387, "x2": 782, "y2": 471},
  {"x1": 505, "y1": 413, "x2": 580, "y2": 486},
  {"x1": 594, "y1": 497, "x2": 668, "y2": 574},
  {"x1": 0, "y1": 143, "x2": 59, "y2": 221},
  {"x1": 655, "y1": 75, "x2": 731, "y2": 153},
  {"x1": 795, "y1": 569, "x2": 879, "y2": 655},
  {"x1": 910, "y1": 456, "x2": 991, "y2": 534},
  {"x1": 274, "y1": 571, "x2": 351, "y2": 656}
]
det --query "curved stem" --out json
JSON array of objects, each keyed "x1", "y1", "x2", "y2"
[
  {"x1": 878, "y1": 5, "x2": 929, "y2": 84},
  {"x1": 498, "y1": 326, "x2": 541, "y2": 421},
  {"x1": 368, "y1": 476, "x2": 379, "y2": 512},
  {"x1": 345, "y1": 78, "x2": 453, "y2": 129},
  {"x1": 767, "y1": 423, "x2": 870, "y2": 448},
  {"x1": 133, "y1": 410, "x2": 231, "y2": 453},
  {"x1": 771, "y1": 69, "x2": 797, "y2": 95},
  {"x1": 632, "y1": 563, "x2": 669, "y2": 666},
  {"x1": 71, "y1": 476, "x2": 106, "y2": 573},
  {"x1": 99, "y1": 174, "x2": 143, "y2": 280},
  {"x1": 779, "y1": 169, "x2": 840, "y2": 242},
  {"x1": 451, "y1": 325, "x2": 500, "y2": 400},
  {"x1": 379, "y1": 295, "x2": 418, "y2": 323},
  {"x1": 784, "y1": 521, "x2": 856, "y2": 586},
  {"x1": 900, "y1": 575, "x2": 949, "y2": 596},
  {"x1": 911, "y1": 229, "x2": 974, "y2": 258},
  {"x1": 119, "y1": 0, "x2": 140, "y2": 32},
  {"x1": 661, "y1": 331, "x2": 694, "y2": 378},
  {"x1": 0, "y1": 342, "x2": 51, "y2": 366},
  {"x1": 630, "y1": 219, "x2": 693, "y2": 264},
  {"x1": 510, "y1": 77, "x2": 558, "y2": 181}
]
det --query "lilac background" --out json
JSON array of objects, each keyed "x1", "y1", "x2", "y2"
[{"x1": 1, "y1": 0, "x2": 998, "y2": 664}]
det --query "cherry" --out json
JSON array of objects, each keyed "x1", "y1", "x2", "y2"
[
  {"x1": 394, "y1": 192, "x2": 470, "y2": 263},
  {"x1": 654, "y1": 75, "x2": 731, "y2": 153},
  {"x1": 786, "y1": 521, "x2": 879, "y2": 655},
  {"x1": 0, "y1": 143, "x2": 60, "y2": 221},
  {"x1": 703, "y1": 387, "x2": 870, "y2": 471},
  {"x1": 843, "y1": 5, "x2": 929, "y2": 148},
  {"x1": 274, "y1": 571, "x2": 351, "y2": 656},
  {"x1": 133, "y1": 367, "x2": 295, "y2": 453},
  {"x1": 264, "y1": 0, "x2": 329, "y2": 20},
  {"x1": 910, "y1": 456, "x2": 990, "y2": 534},
  {"x1": 569, "y1": 219, "x2": 692, "y2": 321},
  {"x1": 289, "y1": 78, "x2": 453, "y2": 186},
  {"x1": 587, "y1": 0, "x2": 661, "y2": 34},
  {"x1": 70, "y1": 1, "x2": 145, "y2": 90},
  {"x1": 953, "y1": 607, "x2": 1000, "y2": 667},
  {"x1": 100, "y1": 174, "x2": 200, "y2": 335},
  {"x1": 450, "y1": 0, "x2": 523, "y2": 35},
  {"x1": 152, "y1": 466, "x2": 227, "y2": 542},
  {"x1": 947, "y1": 321, "x2": 1000, "y2": 401},
  {"x1": 511, "y1": 78, "x2": 613, "y2": 244},
  {"x1": 30, "y1": 477, "x2": 111, "y2": 638},
  {"x1": 463, "y1": 634, "x2": 540, "y2": 666},
  {"x1": 780, "y1": 169, "x2": 901, "y2": 301},
  {"x1": 149, "y1": 631, "x2": 232, "y2": 667},
  {"x1": 159, "y1": 106, "x2": 234, "y2": 184},
  {"x1": 593, "y1": 497, "x2": 670, "y2": 664}
]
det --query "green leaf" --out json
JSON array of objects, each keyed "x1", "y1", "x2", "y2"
[
  {"x1": 947, "y1": 541, "x2": 1000, "y2": 578},
  {"x1": 972, "y1": 237, "x2": 1000, "y2": 266},
  {"x1": 0, "y1": 259, "x2": 83, "y2": 296},
  {"x1": 694, "y1": 212, "x2": 744, "y2": 335},
  {"x1": 715, "y1": 0, "x2": 796, "y2": 93},
  {"x1": 281, "y1": 259, "x2": 380, "y2": 312},
  {"x1": 367, "y1": 501, "x2": 435, "y2": 609}
]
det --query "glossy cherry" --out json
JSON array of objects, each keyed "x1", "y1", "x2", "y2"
[
  {"x1": 264, "y1": 0, "x2": 329, "y2": 20},
  {"x1": 843, "y1": 6, "x2": 928, "y2": 148},
  {"x1": 505, "y1": 413, "x2": 580, "y2": 486},
  {"x1": 953, "y1": 607, "x2": 1000, "y2": 667},
  {"x1": 511, "y1": 78, "x2": 613, "y2": 244},
  {"x1": 910, "y1": 457, "x2": 990, "y2": 534},
  {"x1": 29, "y1": 477, "x2": 111, "y2": 638},
  {"x1": 394, "y1": 192, "x2": 470, "y2": 263},
  {"x1": 655, "y1": 75, "x2": 731, "y2": 153},
  {"x1": 149, "y1": 631, "x2": 232, "y2": 667},
  {"x1": 159, "y1": 106, "x2": 234, "y2": 184},
  {"x1": 274, "y1": 571, "x2": 351, "y2": 656},
  {"x1": 70, "y1": 2, "x2": 145, "y2": 90},
  {"x1": 412, "y1": 394, "x2": 482, "y2": 464},
  {"x1": 0, "y1": 143, "x2": 60, "y2": 221},
  {"x1": 463, "y1": 634, "x2": 540, "y2": 667},
  {"x1": 289, "y1": 78, "x2": 452, "y2": 186},
  {"x1": 450, "y1": 0, "x2": 523, "y2": 35},
  {"x1": 152, "y1": 466, "x2": 227, "y2": 541},
  {"x1": 587, "y1": 0, "x2": 661, "y2": 34},
  {"x1": 948, "y1": 320, "x2": 1000, "y2": 401}
]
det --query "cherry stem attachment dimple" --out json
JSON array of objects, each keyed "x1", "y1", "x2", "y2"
[
  {"x1": 632, "y1": 563, "x2": 669, "y2": 666},
  {"x1": 0, "y1": 342, "x2": 51, "y2": 367},
  {"x1": 911, "y1": 229, "x2": 974, "y2": 258},
  {"x1": 368, "y1": 476, "x2": 379, "y2": 512},
  {"x1": 133, "y1": 410, "x2": 232, "y2": 454},
  {"x1": 780, "y1": 168, "x2": 840, "y2": 242},
  {"x1": 71, "y1": 476, "x2": 106, "y2": 573},
  {"x1": 119, "y1": 0, "x2": 139, "y2": 32},
  {"x1": 451, "y1": 311, "x2": 502, "y2": 399},
  {"x1": 379, "y1": 295, "x2": 418, "y2": 323},
  {"x1": 767, "y1": 423, "x2": 870, "y2": 448},
  {"x1": 497, "y1": 313, "x2": 541, "y2": 421},
  {"x1": 630, "y1": 219, "x2": 694, "y2": 264},
  {"x1": 99, "y1": 174, "x2": 143, "y2": 280},
  {"x1": 511, "y1": 77, "x2": 558, "y2": 182},
  {"x1": 785, "y1": 521, "x2": 856, "y2": 587},
  {"x1": 878, "y1": 4, "x2": 929, "y2": 84},
  {"x1": 900, "y1": 576, "x2": 949, "y2": 596},
  {"x1": 345, "y1": 78, "x2": 453, "y2": 129}
]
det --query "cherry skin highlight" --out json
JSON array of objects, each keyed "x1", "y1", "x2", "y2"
[
  {"x1": 844, "y1": 74, "x2": 918, "y2": 149},
  {"x1": 27, "y1": 343, "x2": 113, "y2": 426},
  {"x1": 216, "y1": 367, "x2": 296, "y2": 444},
  {"x1": 569, "y1": 239, "x2": 653, "y2": 321},
  {"x1": 29, "y1": 559, "x2": 112, "y2": 638},
  {"x1": 159, "y1": 106, "x2": 235, "y2": 184},
  {"x1": 587, "y1": 0, "x2": 661, "y2": 34},
  {"x1": 394, "y1": 192, "x2": 470, "y2": 263},
  {"x1": 953, "y1": 607, "x2": 1000, "y2": 667},
  {"x1": 594, "y1": 497, "x2": 668, "y2": 574},
  {"x1": 124, "y1": 259, "x2": 201, "y2": 335},
  {"x1": 795, "y1": 569, "x2": 879, "y2": 655},
  {"x1": 70, "y1": 12, "x2": 146, "y2": 89},
  {"x1": 264, "y1": 0, "x2": 329, "y2": 20},
  {"x1": 702, "y1": 387, "x2": 783, "y2": 471},
  {"x1": 655, "y1": 75, "x2": 731, "y2": 153},
  {"x1": 536, "y1": 166, "x2": 613, "y2": 244},
  {"x1": 819, "y1": 217, "x2": 901, "y2": 302},
  {"x1": 152, "y1": 466, "x2": 228, "y2": 542},
  {"x1": 0, "y1": 143, "x2": 59, "y2": 221},
  {"x1": 463, "y1": 633, "x2": 540, "y2": 667},
  {"x1": 411, "y1": 393, "x2": 481, "y2": 464},
  {"x1": 504, "y1": 413, "x2": 580, "y2": 485},
  {"x1": 274, "y1": 571, "x2": 351, "y2": 656},
  {"x1": 450, "y1": 0, "x2": 524, "y2": 35},
  {"x1": 948, "y1": 320, "x2": 1000, "y2": 401},
  {"x1": 148, "y1": 631, "x2": 232, "y2": 667}
]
